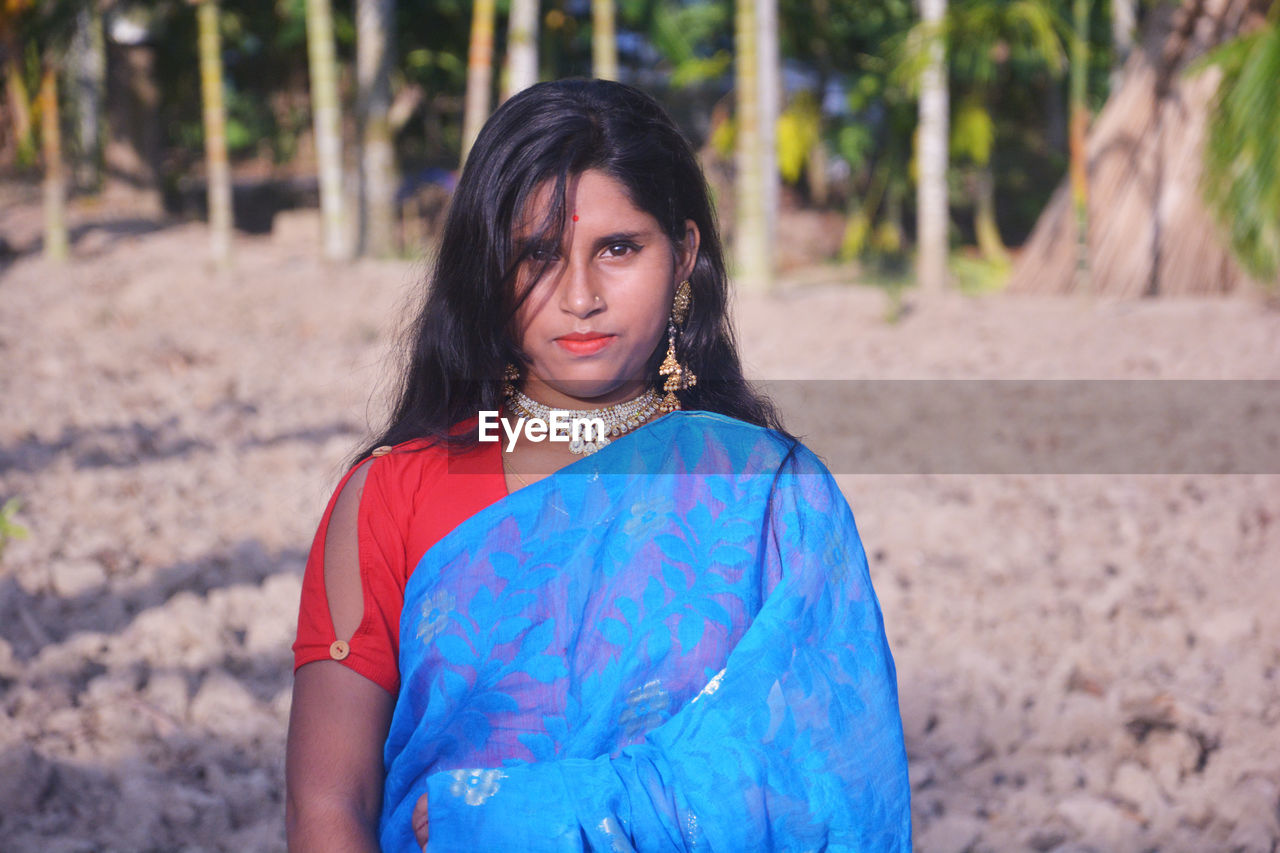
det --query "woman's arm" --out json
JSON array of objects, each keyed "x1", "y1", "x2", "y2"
[
  {"x1": 286, "y1": 459, "x2": 397, "y2": 852},
  {"x1": 286, "y1": 662, "x2": 394, "y2": 852}
]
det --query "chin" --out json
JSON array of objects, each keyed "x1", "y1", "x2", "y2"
[
  {"x1": 547, "y1": 378, "x2": 632, "y2": 400},
  {"x1": 537, "y1": 369, "x2": 650, "y2": 403},
  {"x1": 524, "y1": 349, "x2": 657, "y2": 403}
]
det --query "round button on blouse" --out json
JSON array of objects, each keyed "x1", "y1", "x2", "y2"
[{"x1": 329, "y1": 640, "x2": 350, "y2": 661}]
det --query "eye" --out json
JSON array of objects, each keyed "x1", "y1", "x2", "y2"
[
  {"x1": 602, "y1": 242, "x2": 639, "y2": 258},
  {"x1": 529, "y1": 246, "x2": 560, "y2": 262}
]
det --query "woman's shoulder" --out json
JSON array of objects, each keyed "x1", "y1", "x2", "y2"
[
  {"x1": 354, "y1": 437, "x2": 444, "y2": 484},
  {"x1": 337, "y1": 432, "x2": 503, "y2": 553},
  {"x1": 652, "y1": 410, "x2": 830, "y2": 478},
  {"x1": 658, "y1": 409, "x2": 786, "y2": 442},
  {"x1": 363, "y1": 436, "x2": 440, "y2": 459},
  {"x1": 351, "y1": 430, "x2": 498, "y2": 498}
]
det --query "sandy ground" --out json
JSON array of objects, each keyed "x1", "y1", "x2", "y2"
[{"x1": 2, "y1": 190, "x2": 1279, "y2": 852}]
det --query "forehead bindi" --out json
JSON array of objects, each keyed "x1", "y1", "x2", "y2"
[{"x1": 517, "y1": 171, "x2": 660, "y2": 241}]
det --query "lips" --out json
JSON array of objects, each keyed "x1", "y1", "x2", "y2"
[{"x1": 555, "y1": 332, "x2": 616, "y2": 356}]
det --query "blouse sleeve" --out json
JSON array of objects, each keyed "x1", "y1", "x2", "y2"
[
  {"x1": 405, "y1": 448, "x2": 912, "y2": 851},
  {"x1": 292, "y1": 454, "x2": 408, "y2": 695}
]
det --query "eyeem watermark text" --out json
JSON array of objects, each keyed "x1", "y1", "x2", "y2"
[{"x1": 478, "y1": 411, "x2": 607, "y2": 452}]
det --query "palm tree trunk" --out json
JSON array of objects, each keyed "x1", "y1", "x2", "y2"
[
  {"x1": 71, "y1": 4, "x2": 105, "y2": 190},
  {"x1": 592, "y1": 0, "x2": 617, "y2": 81},
  {"x1": 973, "y1": 164, "x2": 1008, "y2": 264},
  {"x1": 198, "y1": 0, "x2": 233, "y2": 266},
  {"x1": 357, "y1": 0, "x2": 396, "y2": 257},
  {"x1": 1112, "y1": 0, "x2": 1136, "y2": 88},
  {"x1": 1069, "y1": 0, "x2": 1090, "y2": 288},
  {"x1": 734, "y1": 0, "x2": 776, "y2": 293},
  {"x1": 1009, "y1": 0, "x2": 1271, "y2": 297},
  {"x1": 504, "y1": 0, "x2": 539, "y2": 100},
  {"x1": 40, "y1": 66, "x2": 68, "y2": 262},
  {"x1": 461, "y1": 0, "x2": 496, "y2": 167},
  {"x1": 758, "y1": 0, "x2": 779, "y2": 270},
  {"x1": 4, "y1": 39, "x2": 35, "y2": 166},
  {"x1": 916, "y1": 0, "x2": 949, "y2": 294},
  {"x1": 306, "y1": 0, "x2": 349, "y2": 259},
  {"x1": 807, "y1": 139, "x2": 829, "y2": 206}
]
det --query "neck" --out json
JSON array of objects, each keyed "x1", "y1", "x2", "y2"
[{"x1": 520, "y1": 378, "x2": 651, "y2": 410}]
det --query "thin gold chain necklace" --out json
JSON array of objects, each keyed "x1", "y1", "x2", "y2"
[{"x1": 501, "y1": 453, "x2": 532, "y2": 490}]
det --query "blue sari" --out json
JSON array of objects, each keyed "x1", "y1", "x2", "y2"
[{"x1": 380, "y1": 411, "x2": 911, "y2": 851}]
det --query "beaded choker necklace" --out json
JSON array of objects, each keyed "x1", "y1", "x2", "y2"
[{"x1": 505, "y1": 388, "x2": 662, "y2": 455}]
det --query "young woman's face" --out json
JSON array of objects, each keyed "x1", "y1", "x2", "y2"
[{"x1": 512, "y1": 169, "x2": 699, "y2": 408}]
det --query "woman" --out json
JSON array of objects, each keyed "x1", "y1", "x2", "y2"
[{"x1": 286, "y1": 79, "x2": 910, "y2": 852}]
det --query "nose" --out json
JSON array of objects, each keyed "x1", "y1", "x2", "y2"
[{"x1": 558, "y1": 258, "x2": 604, "y2": 319}]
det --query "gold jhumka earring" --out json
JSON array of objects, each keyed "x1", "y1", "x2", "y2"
[
  {"x1": 502, "y1": 362, "x2": 521, "y2": 400},
  {"x1": 657, "y1": 279, "x2": 696, "y2": 413}
]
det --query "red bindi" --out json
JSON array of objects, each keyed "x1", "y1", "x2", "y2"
[{"x1": 572, "y1": 214, "x2": 579, "y2": 222}]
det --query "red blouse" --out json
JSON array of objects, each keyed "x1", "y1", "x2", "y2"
[{"x1": 292, "y1": 435, "x2": 508, "y2": 694}]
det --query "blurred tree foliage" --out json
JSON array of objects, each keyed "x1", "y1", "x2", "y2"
[
  {"x1": 944, "y1": 0, "x2": 1066, "y2": 264},
  {"x1": 3, "y1": 0, "x2": 84, "y2": 139},
  {"x1": 2, "y1": 0, "x2": 1165, "y2": 267},
  {"x1": 153, "y1": 0, "x2": 473, "y2": 170},
  {"x1": 1199, "y1": 3, "x2": 1280, "y2": 282},
  {"x1": 155, "y1": 1, "x2": 317, "y2": 169}
]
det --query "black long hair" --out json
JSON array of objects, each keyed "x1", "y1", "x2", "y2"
[{"x1": 358, "y1": 79, "x2": 785, "y2": 459}]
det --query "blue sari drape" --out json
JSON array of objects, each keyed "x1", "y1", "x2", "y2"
[{"x1": 380, "y1": 412, "x2": 911, "y2": 851}]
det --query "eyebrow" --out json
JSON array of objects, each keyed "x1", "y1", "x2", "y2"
[
  {"x1": 514, "y1": 229, "x2": 655, "y2": 257},
  {"x1": 591, "y1": 230, "x2": 651, "y2": 249}
]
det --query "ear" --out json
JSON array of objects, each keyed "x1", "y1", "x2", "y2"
[{"x1": 675, "y1": 219, "x2": 701, "y2": 283}]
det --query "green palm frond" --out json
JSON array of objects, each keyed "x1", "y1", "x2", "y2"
[
  {"x1": 949, "y1": 0, "x2": 1065, "y2": 85},
  {"x1": 887, "y1": 18, "x2": 941, "y2": 98},
  {"x1": 889, "y1": 0, "x2": 1066, "y2": 97},
  {"x1": 1004, "y1": 0, "x2": 1066, "y2": 74},
  {"x1": 651, "y1": 0, "x2": 730, "y2": 85},
  {"x1": 1199, "y1": 13, "x2": 1280, "y2": 283},
  {"x1": 951, "y1": 97, "x2": 995, "y2": 165}
]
